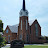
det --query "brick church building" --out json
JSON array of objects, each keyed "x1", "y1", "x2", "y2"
[{"x1": 3, "y1": 0, "x2": 45, "y2": 43}]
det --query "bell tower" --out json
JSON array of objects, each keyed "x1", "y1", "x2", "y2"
[
  {"x1": 18, "y1": 0, "x2": 30, "y2": 43},
  {"x1": 20, "y1": 0, "x2": 28, "y2": 17}
]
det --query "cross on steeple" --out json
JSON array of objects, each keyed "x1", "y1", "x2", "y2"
[{"x1": 23, "y1": 0, "x2": 25, "y2": 11}]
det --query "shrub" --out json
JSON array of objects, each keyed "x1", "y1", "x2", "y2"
[{"x1": 0, "y1": 34, "x2": 6, "y2": 47}]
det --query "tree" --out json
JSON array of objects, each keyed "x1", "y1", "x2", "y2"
[
  {"x1": 0, "y1": 34, "x2": 3, "y2": 47},
  {"x1": 0, "y1": 34, "x2": 6, "y2": 48},
  {"x1": 0, "y1": 20, "x2": 3, "y2": 32},
  {"x1": 0, "y1": 20, "x2": 2, "y2": 23}
]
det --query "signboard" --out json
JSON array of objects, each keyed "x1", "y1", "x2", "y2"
[{"x1": 10, "y1": 40, "x2": 24, "y2": 48}]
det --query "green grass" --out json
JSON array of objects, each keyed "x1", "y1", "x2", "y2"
[
  {"x1": 4, "y1": 45, "x2": 48, "y2": 48},
  {"x1": 24, "y1": 45, "x2": 48, "y2": 48}
]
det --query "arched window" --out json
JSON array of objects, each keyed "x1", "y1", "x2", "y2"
[
  {"x1": 26, "y1": 34, "x2": 28, "y2": 42},
  {"x1": 8, "y1": 35, "x2": 10, "y2": 43},
  {"x1": 35, "y1": 24, "x2": 38, "y2": 36},
  {"x1": 19, "y1": 34, "x2": 22, "y2": 40},
  {"x1": 21, "y1": 20, "x2": 22, "y2": 30},
  {"x1": 6, "y1": 29, "x2": 8, "y2": 33},
  {"x1": 26, "y1": 20, "x2": 27, "y2": 30}
]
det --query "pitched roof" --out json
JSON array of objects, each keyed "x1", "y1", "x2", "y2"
[
  {"x1": 7, "y1": 19, "x2": 40, "y2": 33},
  {"x1": 8, "y1": 24, "x2": 19, "y2": 33},
  {"x1": 29, "y1": 19, "x2": 41, "y2": 27}
]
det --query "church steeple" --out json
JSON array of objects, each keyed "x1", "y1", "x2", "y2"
[
  {"x1": 20, "y1": 0, "x2": 28, "y2": 17},
  {"x1": 23, "y1": 0, "x2": 25, "y2": 11}
]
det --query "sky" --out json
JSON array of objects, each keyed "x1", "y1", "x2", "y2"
[{"x1": 0, "y1": 0, "x2": 48, "y2": 36}]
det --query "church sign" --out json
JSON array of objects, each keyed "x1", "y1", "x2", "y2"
[{"x1": 10, "y1": 40, "x2": 24, "y2": 48}]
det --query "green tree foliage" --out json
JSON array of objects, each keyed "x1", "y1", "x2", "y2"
[
  {"x1": 0, "y1": 20, "x2": 2, "y2": 23},
  {"x1": 0, "y1": 35, "x2": 3, "y2": 47},
  {"x1": 0, "y1": 20, "x2": 3, "y2": 32},
  {"x1": 0, "y1": 34, "x2": 6, "y2": 47}
]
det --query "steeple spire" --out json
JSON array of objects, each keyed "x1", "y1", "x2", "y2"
[
  {"x1": 20, "y1": 0, "x2": 28, "y2": 17},
  {"x1": 23, "y1": 0, "x2": 25, "y2": 11}
]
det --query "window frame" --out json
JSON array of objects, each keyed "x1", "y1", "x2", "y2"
[
  {"x1": 6, "y1": 29, "x2": 8, "y2": 33},
  {"x1": 35, "y1": 24, "x2": 38, "y2": 37}
]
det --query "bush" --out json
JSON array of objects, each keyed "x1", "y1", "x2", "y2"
[{"x1": 0, "y1": 34, "x2": 6, "y2": 47}]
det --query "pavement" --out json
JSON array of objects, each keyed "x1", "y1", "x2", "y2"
[{"x1": 1, "y1": 44, "x2": 10, "y2": 48}]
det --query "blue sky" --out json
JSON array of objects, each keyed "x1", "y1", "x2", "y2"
[{"x1": 0, "y1": 0, "x2": 48, "y2": 36}]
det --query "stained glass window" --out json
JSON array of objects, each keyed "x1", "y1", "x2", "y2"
[
  {"x1": 30, "y1": 26, "x2": 31, "y2": 34},
  {"x1": 27, "y1": 34, "x2": 28, "y2": 41},
  {"x1": 21, "y1": 20, "x2": 22, "y2": 30},
  {"x1": 26, "y1": 20, "x2": 27, "y2": 30},
  {"x1": 6, "y1": 29, "x2": 8, "y2": 33},
  {"x1": 19, "y1": 34, "x2": 22, "y2": 40},
  {"x1": 35, "y1": 24, "x2": 38, "y2": 36}
]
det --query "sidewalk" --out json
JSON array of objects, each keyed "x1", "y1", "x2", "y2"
[{"x1": 1, "y1": 44, "x2": 10, "y2": 48}]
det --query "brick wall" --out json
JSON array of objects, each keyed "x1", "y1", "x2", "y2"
[
  {"x1": 3, "y1": 26, "x2": 17, "y2": 42},
  {"x1": 30, "y1": 20, "x2": 41, "y2": 43},
  {"x1": 18, "y1": 16, "x2": 30, "y2": 43}
]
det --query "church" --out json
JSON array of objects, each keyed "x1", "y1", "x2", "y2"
[{"x1": 3, "y1": 0, "x2": 45, "y2": 43}]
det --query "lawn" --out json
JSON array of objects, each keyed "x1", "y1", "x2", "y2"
[
  {"x1": 24, "y1": 45, "x2": 48, "y2": 48},
  {"x1": 7, "y1": 45, "x2": 48, "y2": 48}
]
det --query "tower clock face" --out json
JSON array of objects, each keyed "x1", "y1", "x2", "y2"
[
  {"x1": 26, "y1": 12, "x2": 28, "y2": 15},
  {"x1": 20, "y1": 9, "x2": 28, "y2": 17}
]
